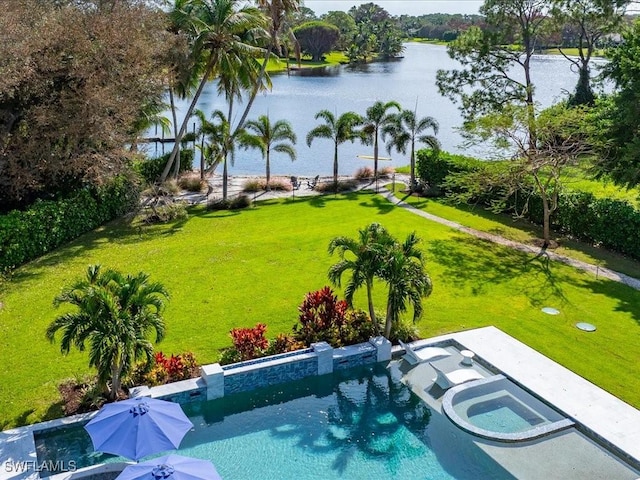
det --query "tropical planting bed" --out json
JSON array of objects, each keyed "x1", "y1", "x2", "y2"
[{"x1": 0, "y1": 191, "x2": 639, "y2": 429}]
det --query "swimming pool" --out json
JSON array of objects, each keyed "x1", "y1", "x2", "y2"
[{"x1": 36, "y1": 364, "x2": 516, "y2": 479}]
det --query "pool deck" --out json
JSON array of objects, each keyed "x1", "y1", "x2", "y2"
[
  {"x1": 410, "y1": 326, "x2": 640, "y2": 469},
  {"x1": 1, "y1": 326, "x2": 639, "y2": 479}
]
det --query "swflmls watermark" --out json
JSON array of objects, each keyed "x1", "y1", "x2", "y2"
[{"x1": 3, "y1": 460, "x2": 77, "y2": 473}]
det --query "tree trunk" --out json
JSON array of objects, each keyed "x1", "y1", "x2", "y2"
[
  {"x1": 333, "y1": 141, "x2": 339, "y2": 189},
  {"x1": 409, "y1": 140, "x2": 416, "y2": 192},
  {"x1": 232, "y1": 46, "x2": 272, "y2": 136},
  {"x1": 169, "y1": 87, "x2": 181, "y2": 179},
  {"x1": 384, "y1": 300, "x2": 393, "y2": 339},
  {"x1": 266, "y1": 148, "x2": 271, "y2": 188},
  {"x1": 160, "y1": 57, "x2": 216, "y2": 183},
  {"x1": 110, "y1": 360, "x2": 123, "y2": 401},
  {"x1": 373, "y1": 129, "x2": 379, "y2": 179},
  {"x1": 366, "y1": 279, "x2": 380, "y2": 335}
]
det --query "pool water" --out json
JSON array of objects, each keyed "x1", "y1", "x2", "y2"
[
  {"x1": 466, "y1": 395, "x2": 545, "y2": 433},
  {"x1": 36, "y1": 364, "x2": 516, "y2": 479}
]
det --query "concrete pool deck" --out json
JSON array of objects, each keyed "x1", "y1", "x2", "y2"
[{"x1": 1, "y1": 326, "x2": 639, "y2": 479}]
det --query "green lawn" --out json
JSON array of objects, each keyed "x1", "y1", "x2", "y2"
[
  {"x1": 264, "y1": 51, "x2": 348, "y2": 73},
  {"x1": 1, "y1": 192, "x2": 639, "y2": 429}
]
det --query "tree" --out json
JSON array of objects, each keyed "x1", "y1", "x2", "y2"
[
  {"x1": 383, "y1": 108, "x2": 440, "y2": 191},
  {"x1": 453, "y1": 103, "x2": 592, "y2": 246},
  {"x1": 293, "y1": 21, "x2": 340, "y2": 62},
  {"x1": 0, "y1": 0, "x2": 169, "y2": 208},
  {"x1": 322, "y1": 10, "x2": 357, "y2": 50},
  {"x1": 160, "y1": 0, "x2": 269, "y2": 182},
  {"x1": 238, "y1": 114, "x2": 297, "y2": 187},
  {"x1": 436, "y1": 0, "x2": 551, "y2": 149},
  {"x1": 550, "y1": 0, "x2": 630, "y2": 106},
  {"x1": 328, "y1": 223, "x2": 393, "y2": 333},
  {"x1": 361, "y1": 100, "x2": 401, "y2": 182},
  {"x1": 46, "y1": 265, "x2": 169, "y2": 401},
  {"x1": 306, "y1": 110, "x2": 363, "y2": 189},
  {"x1": 379, "y1": 232, "x2": 432, "y2": 338},
  {"x1": 590, "y1": 19, "x2": 640, "y2": 188}
]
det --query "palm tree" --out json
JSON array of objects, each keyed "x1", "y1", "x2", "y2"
[
  {"x1": 306, "y1": 110, "x2": 362, "y2": 189},
  {"x1": 328, "y1": 223, "x2": 393, "y2": 333},
  {"x1": 361, "y1": 100, "x2": 401, "y2": 182},
  {"x1": 195, "y1": 109, "x2": 240, "y2": 200},
  {"x1": 379, "y1": 232, "x2": 432, "y2": 338},
  {"x1": 46, "y1": 265, "x2": 169, "y2": 401},
  {"x1": 160, "y1": 0, "x2": 269, "y2": 183},
  {"x1": 238, "y1": 114, "x2": 297, "y2": 188},
  {"x1": 384, "y1": 108, "x2": 440, "y2": 192}
]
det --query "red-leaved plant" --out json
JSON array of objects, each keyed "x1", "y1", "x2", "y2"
[
  {"x1": 294, "y1": 286, "x2": 349, "y2": 346},
  {"x1": 230, "y1": 323, "x2": 269, "y2": 361}
]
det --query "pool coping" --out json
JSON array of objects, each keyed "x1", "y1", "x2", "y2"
[{"x1": 441, "y1": 374, "x2": 575, "y2": 442}]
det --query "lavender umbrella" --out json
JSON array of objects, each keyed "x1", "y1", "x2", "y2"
[
  {"x1": 115, "y1": 454, "x2": 222, "y2": 480},
  {"x1": 85, "y1": 397, "x2": 193, "y2": 461}
]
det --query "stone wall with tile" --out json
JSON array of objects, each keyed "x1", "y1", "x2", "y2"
[{"x1": 224, "y1": 356, "x2": 318, "y2": 395}]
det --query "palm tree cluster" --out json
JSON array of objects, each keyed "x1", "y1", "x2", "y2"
[
  {"x1": 46, "y1": 265, "x2": 169, "y2": 401},
  {"x1": 328, "y1": 223, "x2": 432, "y2": 338}
]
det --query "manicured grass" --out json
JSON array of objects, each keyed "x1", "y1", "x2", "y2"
[
  {"x1": 1, "y1": 192, "x2": 639, "y2": 430},
  {"x1": 264, "y1": 51, "x2": 348, "y2": 73},
  {"x1": 387, "y1": 184, "x2": 640, "y2": 279}
]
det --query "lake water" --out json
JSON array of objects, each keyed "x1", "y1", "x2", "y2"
[{"x1": 147, "y1": 43, "x2": 607, "y2": 177}]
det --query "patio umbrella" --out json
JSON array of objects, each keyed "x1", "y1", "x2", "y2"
[
  {"x1": 116, "y1": 454, "x2": 222, "y2": 480},
  {"x1": 85, "y1": 397, "x2": 194, "y2": 461}
]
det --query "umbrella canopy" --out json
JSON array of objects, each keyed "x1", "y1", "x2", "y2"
[
  {"x1": 116, "y1": 454, "x2": 222, "y2": 480},
  {"x1": 85, "y1": 397, "x2": 194, "y2": 461}
]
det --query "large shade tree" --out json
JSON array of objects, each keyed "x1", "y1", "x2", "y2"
[
  {"x1": 0, "y1": 0, "x2": 169, "y2": 208},
  {"x1": 46, "y1": 265, "x2": 169, "y2": 401},
  {"x1": 306, "y1": 110, "x2": 363, "y2": 189},
  {"x1": 238, "y1": 114, "x2": 297, "y2": 187}
]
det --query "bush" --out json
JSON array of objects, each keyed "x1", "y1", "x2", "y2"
[
  {"x1": 292, "y1": 287, "x2": 375, "y2": 347},
  {"x1": 230, "y1": 323, "x2": 269, "y2": 361},
  {"x1": 315, "y1": 179, "x2": 359, "y2": 193},
  {"x1": 379, "y1": 166, "x2": 395, "y2": 178},
  {"x1": 354, "y1": 167, "x2": 374, "y2": 180},
  {"x1": 265, "y1": 334, "x2": 306, "y2": 356},
  {"x1": 388, "y1": 319, "x2": 421, "y2": 344},
  {"x1": 134, "y1": 149, "x2": 194, "y2": 185},
  {"x1": 207, "y1": 194, "x2": 251, "y2": 211},
  {"x1": 0, "y1": 175, "x2": 140, "y2": 272},
  {"x1": 177, "y1": 173, "x2": 206, "y2": 192},
  {"x1": 242, "y1": 178, "x2": 292, "y2": 192},
  {"x1": 129, "y1": 351, "x2": 199, "y2": 387},
  {"x1": 416, "y1": 149, "x2": 483, "y2": 194}
]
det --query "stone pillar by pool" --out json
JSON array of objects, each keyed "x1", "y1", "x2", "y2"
[
  {"x1": 201, "y1": 363, "x2": 224, "y2": 400},
  {"x1": 369, "y1": 336, "x2": 392, "y2": 362},
  {"x1": 312, "y1": 341, "x2": 334, "y2": 375}
]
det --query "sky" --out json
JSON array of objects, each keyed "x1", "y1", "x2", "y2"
[{"x1": 304, "y1": 0, "x2": 485, "y2": 16}]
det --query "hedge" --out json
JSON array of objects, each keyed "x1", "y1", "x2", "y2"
[
  {"x1": 416, "y1": 150, "x2": 640, "y2": 260},
  {"x1": 0, "y1": 175, "x2": 140, "y2": 272},
  {"x1": 134, "y1": 149, "x2": 194, "y2": 184}
]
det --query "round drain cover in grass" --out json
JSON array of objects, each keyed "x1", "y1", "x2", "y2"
[
  {"x1": 541, "y1": 307, "x2": 560, "y2": 315},
  {"x1": 576, "y1": 322, "x2": 596, "y2": 332}
]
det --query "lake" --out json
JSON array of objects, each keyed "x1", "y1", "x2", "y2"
[{"x1": 147, "y1": 43, "x2": 606, "y2": 177}]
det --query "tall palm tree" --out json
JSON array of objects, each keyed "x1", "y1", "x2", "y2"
[
  {"x1": 379, "y1": 232, "x2": 432, "y2": 338},
  {"x1": 384, "y1": 108, "x2": 440, "y2": 191},
  {"x1": 46, "y1": 265, "x2": 169, "y2": 401},
  {"x1": 328, "y1": 223, "x2": 393, "y2": 332},
  {"x1": 160, "y1": 0, "x2": 269, "y2": 182},
  {"x1": 238, "y1": 114, "x2": 297, "y2": 188},
  {"x1": 306, "y1": 110, "x2": 362, "y2": 189},
  {"x1": 361, "y1": 100, "x2": 401, "y2": 182},
  {"x1": 233, "y1": 0, "x2": 301, "y2": 132},
  {"x1": 195, "y1": 109, "x2": 240, "y2": 200}
]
